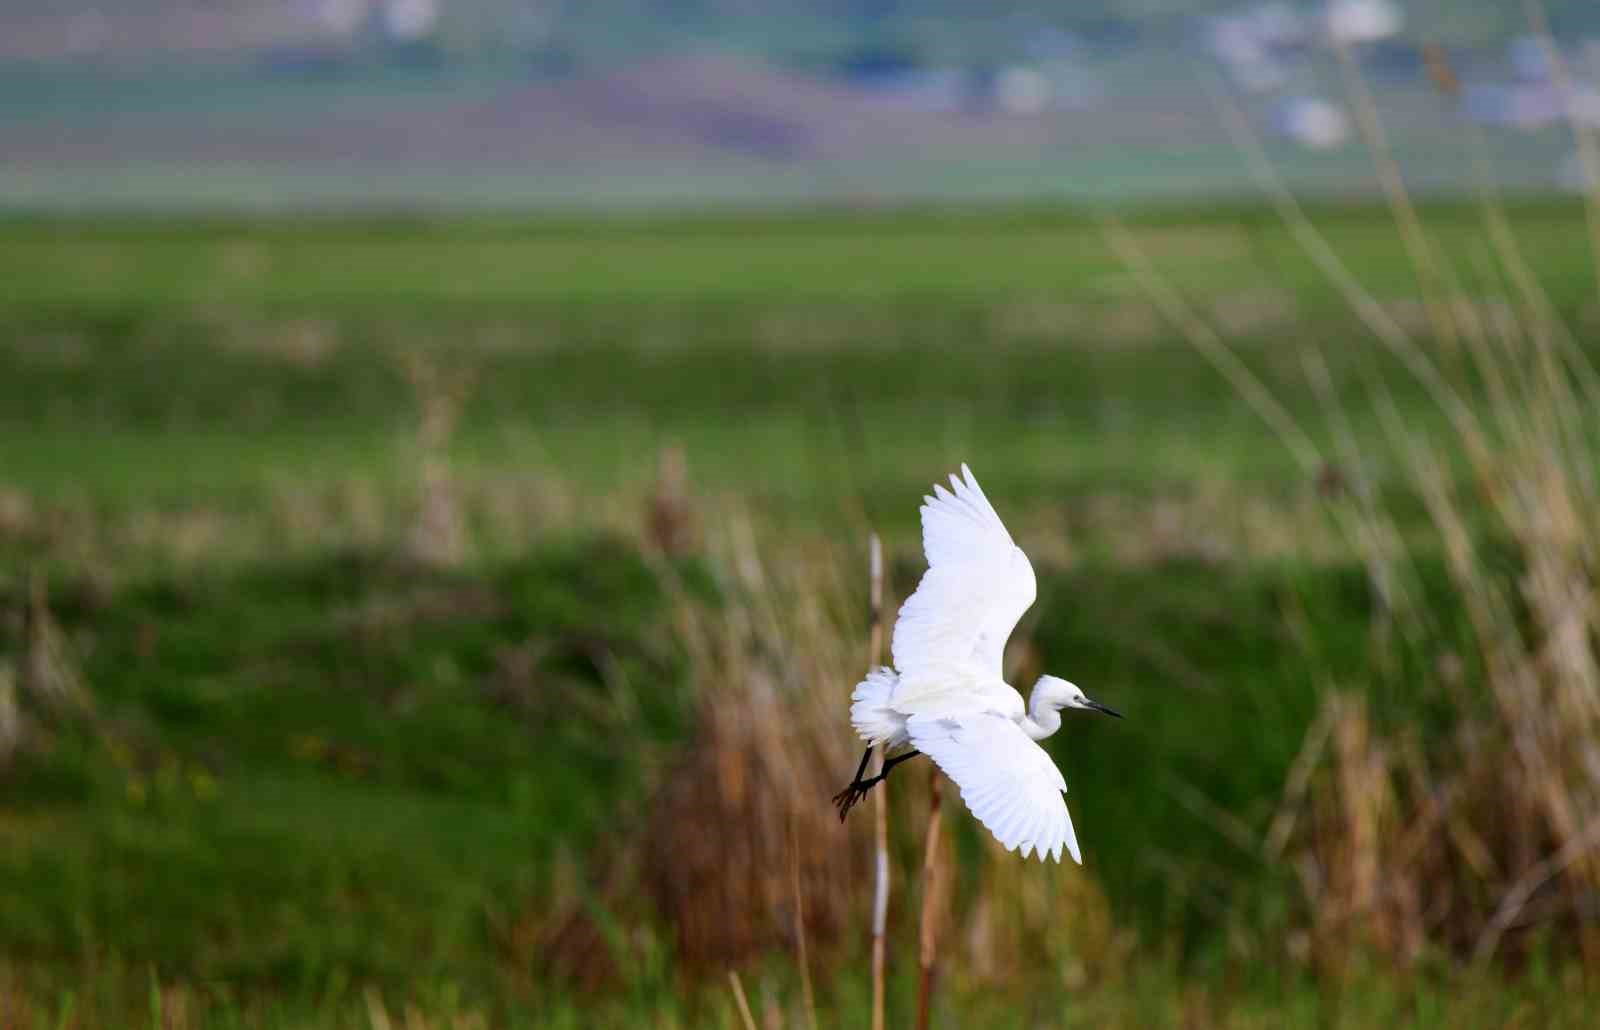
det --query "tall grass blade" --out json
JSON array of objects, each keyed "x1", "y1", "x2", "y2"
[
  {"x1": 868, "y1": 532, "x2": 889, "y2": 1030},
  {"x1": 726, "y1": 971, "x2": 757, "y2": 1030},
  {"x1": 915, "y1": 770, "x2": 943, "y2": 1030},
  {"x1": 790, "y1": 821, "x2": 819, "y2": 1030}
]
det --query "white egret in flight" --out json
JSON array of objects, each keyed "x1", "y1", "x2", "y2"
[{"x1": 834, "y1": 465, "x2": 1121, "y2": 863}]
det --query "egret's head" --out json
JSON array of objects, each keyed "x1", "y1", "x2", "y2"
[{"x1": 1035, "y1": 675, "x2": 1122, "y2": 719}]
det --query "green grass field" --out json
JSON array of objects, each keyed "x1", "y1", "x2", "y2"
[{"x1": 3, "y1": 203, "x2": 1600, "y2": 1026}]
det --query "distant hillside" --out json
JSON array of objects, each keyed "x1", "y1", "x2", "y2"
[
  {"x1": 0, "y1": 2, "x2": 1591, "y2": 210},
  {"x1": 3, "y1": 1, "x2": 1600, "y2": 63}
]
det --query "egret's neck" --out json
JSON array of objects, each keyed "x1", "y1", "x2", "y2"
[{"x1": 1022, "y1": 687, "x2": 1062, "y2": 741}]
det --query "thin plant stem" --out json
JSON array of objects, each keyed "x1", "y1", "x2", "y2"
[
  {"x1": 1524, "y1": 0, "x2": 1600, "y2": 303},
  {"x1": 727, "y1": 971, "x2": 757, "y2": 1030},
  {"x1": 790, "y1": 821, "x2": 818, "y2": 1030},
  {"x1": 363, "y1": 989, "x2": 393, "y2": 1030},
  {"x1": 915, "y1": 770, "x2": 944, "y2": 1030},
  {"x1": 1101, "y1": 215, "x2": 1322, "y2": 475},
  {"x1": 1332, "y1": 34, "x2": 1460, "y2": 356},
  {"x1": 1202, "y1": 68, "x2": 1488, "y2": 467},
  {"x1": 1473, "y1": 813, "x2": 1600, "y2": 965},
  {"x1": 868, "y1": 532, "x2": 889, "y2": 1030}
]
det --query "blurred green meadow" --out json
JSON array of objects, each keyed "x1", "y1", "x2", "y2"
[{"x1": 3, "y1": 203, "x2": 1600, "y2": 1027}]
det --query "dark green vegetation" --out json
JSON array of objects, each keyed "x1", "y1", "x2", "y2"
[{"x1": 2, "y1": 206, "x2": 1600, "y2": 1025}]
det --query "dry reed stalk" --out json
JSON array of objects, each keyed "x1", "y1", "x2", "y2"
[
  {"x1": 20, "y1": 570, "x2": 88, "y2": 715},
  {"x1": 1460, "y1": 126, "x2": 1600, "y2": 413},
  {"x1": 1100, "y1": 217, "x2": 1321, "y2": 477},
  {"x1": 1107, "y1": 51, "x2": 1600, "y2": 976},
  {"x1": 789, "y1": 820, "x2": 818, "y2": 1030},
  {"x1": 1290, "y1": 302, "x2": 1600, "y2": 969},
  {"x1": 1183, "y1": 39, "x2": 1600, "y2": 969},
  {"x1": 534, "y1": 513, "x2": 866, "y2": 986},
  {"x1": 915, "y1": 771, "x2": 943, "y2": 1030},
  {"x1": 647, "y1": 443, "x2": 697, "y2": 556},
  {"x1": 364, "y1": 989, "x2": 394, "y2": 1030},
  {"x1": 1421, "y1": 43, "x2": 1460, "y2": 99},
  {"x1": 0, "y1": 664, "x2": 18, "y2": 766},
  {"x1": 867, "y1": 531, "x2": 889, "y2": 1030},
  {"x1": 727, "y1": 971, "x2": 757, "y2": 1030},
  {"x1": 400, "y1": 353, "x2": 475, "y2": 569},
  {"x1": 1524, "y1": 0, "x2": 1600, "y2": 302},
  {"x1": 1300, "y1": 349, "x2": 1430, "y2": 652},
  {"x1": 637, "y1": 514, "x2": 863, "y2": 967},
  {"x1": 1202, "y1": 70, "x2": 1488, "y2": 464},
  {"x1": 1331, "y1": 33, "x2": 1462, "y2": 358}
]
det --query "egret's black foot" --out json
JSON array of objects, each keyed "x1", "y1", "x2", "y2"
[
  {"x1": 832, "y1": 780, "x2": 873, "y2": 821},
  {"x1": 832, "y1": 749, "x2": 921, "y2": 821}
]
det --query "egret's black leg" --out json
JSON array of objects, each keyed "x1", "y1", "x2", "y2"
[
  {"x1": 832, "y1": 749, "x2": 924, "y2": 821},
  {"x1": 829, "y1": 748, "x2": 874, "y2": 822},
  {"x1": 849, "y1": 746, "x2": 872, "y2": 786},
  {"x1": 880, "y1": 750, "x2": 921, "y2": 777}
]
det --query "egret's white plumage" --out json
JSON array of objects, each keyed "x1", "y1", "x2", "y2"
[
  {"x1": 842, "y1": 465, "x2": 1120, "y2": 864},
  {"x1": 892, "y1": 466, "x2": 1036, "y2": 681}
]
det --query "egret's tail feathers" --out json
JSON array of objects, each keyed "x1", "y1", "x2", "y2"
[{"x1": 849, "y1": 667, "x2": 902, "y2": 747}]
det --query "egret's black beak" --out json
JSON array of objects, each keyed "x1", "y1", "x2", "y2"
[{"x1": 1084, "y1": 698, "x2": 1123, "y2": 719}]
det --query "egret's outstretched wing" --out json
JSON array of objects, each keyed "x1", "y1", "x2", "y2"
[
  {"x1": 907, "y1": 711, "x2": 1080, "y2": 864},
  {"x1": 891, "y1": 465, "x2": 1036, "y2": 681}
]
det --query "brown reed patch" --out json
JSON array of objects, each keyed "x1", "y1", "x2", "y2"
[
  {"x1": 754, "y1": 304, "x2": 904, "y2": 352},
  {"x1": 637, "y1": 519, "x2": 864, "y2": 969},
  {"x1": 640, "y1": 665, "x2": 854, "y2": 966},
  {"x1": 532, "y1": 517, "x2": 869, "y2": 984},
  {"x1": 401, "y1": 353, "x2": 476, "y2": 570},
  {"x1": 1069, "y1": 485, "x2": 1337, "y2": 567},
  {"x1": 1131, "y1": 226, "x2": 1250, "y2": 262},
  {"x1": 959, "y1": 834, "x2": 1128, "y2": 990},
  {"x1": 21, "y1": 572, "x2": 89, "y2": 715},
  {"x1": 1275, "y1": 277, "x2": 1600, "y2": 973},
  {"x1": 0, "y1": 487, "x2": 36, "y2": 540},
  {"x1": 0, "y1": 662, "x2": 20, "y2": 767},
  {"x1": 1209, "y1": 287, "x2": 1298, "y2": 337},
  {"x1": 1, "y1": 572, "x2": 93, "y2": 770},
  {"x1": 988, "y1": 298, "x2": 1089, "y2": 341},
  {"x1": 216, "y1": 317, "x2": 339, "y2": 369},
  {"x1": 1094, "y1": 300, "x2": 1165, "y2": 345},
  {"x1": 1114, "y1": 64, "x2": 1600, "y2": 972},
  {"x1": 647, "y1": 444, "x2": 698, "y2": 556}
]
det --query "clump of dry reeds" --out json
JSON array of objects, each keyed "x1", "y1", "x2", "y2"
[
  {"x1": 0, "y1": 663, "x2": 19, "y2": 766},
  {"x1": 1117, "y1": 20, "x2": 1600, "y2": 972},
  {"x1": 1285, "y1": 385, "x2": 1600, "y2": 970},
  {"x1": 20, "y1": 571, "x2": 88, "y2": 713},
  {"x1": 363, "y1": 987, "x2": 488, "y2": 1030},
  {"x1": 400, "y1": 353, "x2": 475, "y2": 569},
  {"x1": 531, "y1": 494, "x2": 1139, "y2": 1011},
  {"x1": 1, "y1": 571, "x2": 94, "y2": 772},
  {"x1": 639, "y1": 514, "x2": 865, "y2": 968},
  {"x1": 959, "y1": 833, "x2": 1126, "y2": 990},
  {"x1": 1288, "y1": 20, "x2": 1600, "y2": 968},
  {"x1": 646, "y1": 444, "x2": 697, "y2": 557},
  {"x1": 533, "y1": 511, "x2": 871, "y2": 989}
]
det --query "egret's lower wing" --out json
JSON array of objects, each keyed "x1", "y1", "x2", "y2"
[{"x1": 906, "y1": 711, "x2": 1080, "y2": 864}]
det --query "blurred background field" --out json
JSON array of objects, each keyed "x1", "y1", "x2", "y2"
[
  {"x1": 5, "y1": 1, "x2": 1600, "y2": 209},
  {"x1": 8, "y1": 2, "x2": 1600, "y2": 1028}
]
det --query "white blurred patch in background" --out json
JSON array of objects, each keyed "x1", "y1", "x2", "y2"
[
  {"x1": 313, "y1": 0, "x2": 369, "y2": 38},
  {"x1": 1325, "y1": 0, "x2": 1402, "y2": 47},
  {"x1": 995, "y1": 66, "x2": 1052, "y2": 115},
  {"x1": 1274, "y1": 96, "x2": 1351, "y2": 149},
  {"x1": 382, "y1": 0, "x2": 439, "y2": 43}
]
